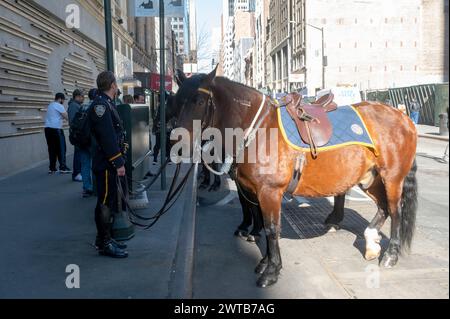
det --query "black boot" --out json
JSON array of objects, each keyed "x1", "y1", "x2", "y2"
[
  {"x1": 95, "y1": 236, "x2": 127, "y2": 250},
  {"x1": 95, "y1": 204, "x2": 128, "y2": 258},
  {"x1": 98, "y1": 240, "x2": 128, "y2": 258}
]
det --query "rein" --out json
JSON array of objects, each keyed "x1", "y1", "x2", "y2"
[{"x1": 117, "y1": 160, "x2": 195, "y2": 230}]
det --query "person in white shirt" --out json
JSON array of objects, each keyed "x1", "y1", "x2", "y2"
[{"x1": 44, "y1": 93, "x2": 71, "y2": 174}]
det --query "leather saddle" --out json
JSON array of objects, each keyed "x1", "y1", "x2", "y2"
[{"x1": 283, "y1": 93, "x2": 338, "y2": 158}]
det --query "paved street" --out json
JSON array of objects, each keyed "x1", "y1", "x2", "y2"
[{"x1": 193, "y1": 136, "x2": 449, "y2": 299}]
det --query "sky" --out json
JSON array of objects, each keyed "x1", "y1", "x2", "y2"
[{"x1": 195, "y1": 0, "x2": 223, "y2": 73}]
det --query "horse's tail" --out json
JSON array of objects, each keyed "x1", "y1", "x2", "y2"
[{"x1": 400, "y1": 159, "x2": 418, "y2": 253}]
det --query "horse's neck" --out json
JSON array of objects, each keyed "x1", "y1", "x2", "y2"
[{"x1": 212, "y1": 81, "x2": 272, "y2": 132}]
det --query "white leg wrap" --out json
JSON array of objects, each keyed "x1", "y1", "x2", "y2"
[{"x1": 364, "y1": 227, "x2": 381, "y2": 253}]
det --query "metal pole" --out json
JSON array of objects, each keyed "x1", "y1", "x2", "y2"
[
  {"x1": 159, "y1": 0, "x2": 167, "y2": 190},
  {"x1": 321, "y1": 27, "x2": 325, "y2": 89},
  {"x1": 104, "y1": 0, "x2": 114, "y2": 72}
]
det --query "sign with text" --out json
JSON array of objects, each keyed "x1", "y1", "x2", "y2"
[
  {"x1": 134, "y1": 0, "x2": 184, "y2": 17},
  {"x1": 150, "y1": 73, "x2": 173, "y2": 91}
]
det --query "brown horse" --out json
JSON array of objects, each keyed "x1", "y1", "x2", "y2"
[{"x1": 173, "y1": 67, "x2": 418, "y2": 288}]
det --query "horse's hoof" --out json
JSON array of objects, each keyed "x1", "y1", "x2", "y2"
[
  {"x1": 255, "y1": 261, "x2": 268, "y2": 274},
  {"x1": 256, "y1": 274, "x2": 278, "y2": 288},
  {"x1": 326, "y1": 224, "x2": 341, "y2": 233},
  {"x1": 246, "y1": 234, "x2": 260, "y2": 243},
  {"x1": 365, "y1": 245, "x2": 381, "y2": 261},
  {"x1": 234, "y1": 229, "x2": 248, "y2": 239},
  {"x1": 381, "y1": 253, "x2": 398, "y2": 268}
]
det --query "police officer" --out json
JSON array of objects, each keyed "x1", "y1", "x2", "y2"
[{"x1": 90, "y1": 71, "x2": 128, "y2": 258}]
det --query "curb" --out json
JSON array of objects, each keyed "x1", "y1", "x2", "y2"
[
  {"x1": 168, "y1": 163, "x2": 198, "y2": 299},
  {"x1": 418, "y1": 133, "x2": 449, "y2": 142}
]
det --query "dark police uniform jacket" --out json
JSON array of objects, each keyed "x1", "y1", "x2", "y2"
[{"x1": 89, "y1": 92, "x2": 125, "y2": 172}]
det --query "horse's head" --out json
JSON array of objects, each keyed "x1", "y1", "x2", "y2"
[{"x1": 174, "y1": 65, "x2": 218, "y2": 133}]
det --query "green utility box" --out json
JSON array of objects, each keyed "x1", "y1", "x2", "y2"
[{"x1": 117, "y1": 103, "x2": 152, "y2": 192}]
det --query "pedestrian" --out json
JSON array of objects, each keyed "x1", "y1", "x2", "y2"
[
  {"x1": 68, "y1": 89, "x2": 94, "y2": 198},
  {"x1": 67, "y1": 89, "x2": 84, "y2": 182},
  {"x1": 89, "y1": 71, "x2": 128, "y2": 258},
  {"x1": 123, "y1": 95, "x2": 134, "y2": 104},
  {"x1": 115, "y1": 89, "x2": 123, "y2": 105},
  {"x1": 133, "y1": 93, "x2": 145, "y2": 104},
  {"x1": 409, "y1": 97, "x2": 421, "y2": 125},
  {"x1": 44, "y1": 93, "x2": 72, "y2": 174}
]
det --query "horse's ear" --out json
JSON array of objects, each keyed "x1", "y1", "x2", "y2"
[
  {"x1": 204, "y1": 64, "x2": 219, "y2": 86},
  {"x1": 175, "y1": 69, "x2": 187, "y2": 86}
]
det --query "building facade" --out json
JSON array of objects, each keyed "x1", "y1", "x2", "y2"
[
  {"x1": 268, "y1": 0, "x2": 449, "y2": 95},
  {"x1": 0, "y1": 0, "x2": 156, "y2": 176},
  {"x1": 253, "y1": 0, "x2": 270, "y2": 90},
  {"x1": 268, "y1": 0, "x2": 290, "y2": 93}
]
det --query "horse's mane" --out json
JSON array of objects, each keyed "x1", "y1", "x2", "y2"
[{"x1": 213, "y1": 76, "x2": 262, "y2": 97}]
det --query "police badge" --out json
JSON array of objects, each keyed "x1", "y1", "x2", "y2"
[{"x1": 95, "y1": 105, "x2": 106, "y2": 117}]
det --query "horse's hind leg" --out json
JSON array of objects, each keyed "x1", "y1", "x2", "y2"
[
  {"x1": 325, "y1": 194, "x2": 346, "y2": 231},
  {"x1": 247, "y1": 205, "x2": 263, "y2": 243},
  {"x1": 380, "y1": 179, "x2": 405, "y2": 268},
  {"x1": 360, "y1": 176, "x2": 389, "y2": 261}
]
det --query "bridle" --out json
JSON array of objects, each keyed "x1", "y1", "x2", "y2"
[
  {"x1": 196, "y1": 87, "x2": 273, "y2": 178},
  {"x1": 197, "y1": 87, "x2": 216, "y2": 130}
]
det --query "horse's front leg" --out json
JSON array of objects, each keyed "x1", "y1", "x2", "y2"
[
  {"x1": 324, "y1": 194, "x2": 346, "y2": 231},
  {"x1": 235, "y1": 190, "x2": 253, "y2": 238},
  {"x1": 208, "y1": 164, "x2": 221, "y2": 192},
  {"x1": 256, "y1": 188, "x2": 283, "y2": 288}
]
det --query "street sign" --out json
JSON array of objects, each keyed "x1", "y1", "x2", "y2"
[
  {"x1": 288, "y1": 73, "x2": 305, "y2": 83},
  {"x1": 133, "y1": 0, "x2": 184, "y2": 17},
  {"x1": 183, "y1": 63, "x2": 198, "y2": 74},
  {"x1": 150, "y1": 73, "x2": 173, "y2": 91}
]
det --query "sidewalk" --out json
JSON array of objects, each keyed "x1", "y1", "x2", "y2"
[
  {"x1": 0, "y1": 157, "x2": 194, "y2": 298},
  {"x1": 417, "y1": 124, "x2": 449, "y2": 141}
]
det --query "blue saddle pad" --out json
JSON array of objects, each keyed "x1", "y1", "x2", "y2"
[{"x1": 277, "y1": 105, "x2": 377, "y2": 153}]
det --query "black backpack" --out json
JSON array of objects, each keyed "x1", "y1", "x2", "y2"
[{"x1": 69, "y1": 106, "x2": 91, "y2": 148}]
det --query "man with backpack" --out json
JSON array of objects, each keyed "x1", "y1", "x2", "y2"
[
  {"x1": 68, "y1": 90, "x2": 84, "y2": 183},
  {"x1": 68, "y1": 89, "x2": 94, "y2": 198}
]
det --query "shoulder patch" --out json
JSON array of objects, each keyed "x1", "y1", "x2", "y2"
[{"x1": 94, "y1": 105, "x2": 106, "y2": 117}]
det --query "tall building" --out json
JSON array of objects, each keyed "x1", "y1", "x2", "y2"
[
  {"x1": 171, "y1": 17, "x2": 185, "y2": 55},
  {"x1": 253, "y1": 0, "x2": 270, "y2": 90},
  {"x1": 221, "y1": 0, "x2": 235, "y2": 79},
  {"x1": 185, "y1": 0, "x2": 197, "y2": 63},
  {"x1": 222, "y1": 0, "x2": 255, "y2": 82},
  {"x1": 270, "y1": 0, "x2": 449, "y2": 94},
  {"x1": 268, "y1": 0, "x2": 290, "y2": 93}
]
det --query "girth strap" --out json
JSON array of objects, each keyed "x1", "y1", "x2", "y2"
[{"x1": 286, "y1": 153, "x2": 306, "y2": 194}]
